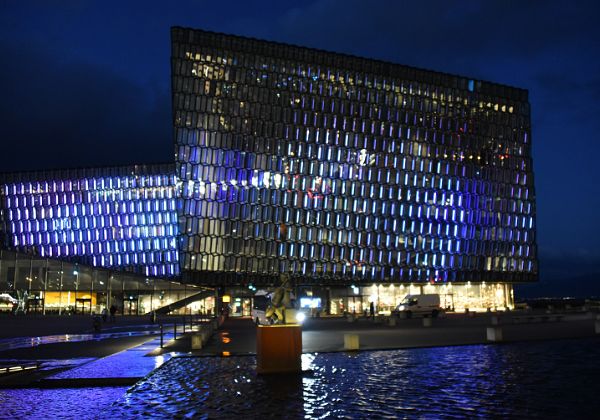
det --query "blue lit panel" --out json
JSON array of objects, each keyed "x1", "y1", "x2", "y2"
[{"x1": 0, "y1": 171, "x2": 179, "y2": 277}]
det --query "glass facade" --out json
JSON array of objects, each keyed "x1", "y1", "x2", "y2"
[
  {"x1": 0, "y1": 249, "x2": 211, "y2": 316},
  {"x1": 171, "y1": 28, "x2": 537, "y2": 287},
  {"x1": 0, "y1": 164, "x2": 179, "y2": 277},
  {"x1": 0, "y1": 28, "x2": 538, "y2": 310}
]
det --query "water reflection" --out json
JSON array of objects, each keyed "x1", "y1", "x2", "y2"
[
  {"x1": 154, "y1": 355, "x2": 164, "y2": 370},
  {"x1": 0, "y1": 330, "x2": 160, "y2": 352},
  {"x1": 1, "y1": 338, "x2": 599, "y2": 418},
  {"x1": 301, "y1": 353, "x2": 315, "y2": 371},
  {"x1": 0, "y1": 387, "x2": 128, "y2": 418},
  {"x1": 106, "y1": 338, "x2": 600, "y2": 418}
]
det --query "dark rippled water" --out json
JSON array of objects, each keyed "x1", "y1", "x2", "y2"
[{"x1": 108, "y1": 337, "x2": 600, "y2": 419}]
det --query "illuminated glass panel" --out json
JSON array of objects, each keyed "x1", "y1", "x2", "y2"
[
  {"x1": 171, "y1": 28, "x2": 537, "y2": 286},
  {"x1": 0, "y1": 165, "x2": 179, "y2": 277}
]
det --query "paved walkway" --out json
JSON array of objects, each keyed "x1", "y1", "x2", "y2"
[
  {"x1": 0, "y1": 322, "x2": 194, "y2": 388},
  {"x1": 175, "y1": 311, "x2": 600, "y2": 356},
  {"x1": 40, "y1": 335, "x2": 173, "y2": 387}
]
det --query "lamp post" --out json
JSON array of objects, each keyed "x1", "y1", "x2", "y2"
[{"x1": 73, "y1": 269, "x2": 79, "y2": 314}]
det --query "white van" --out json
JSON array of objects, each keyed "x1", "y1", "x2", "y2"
[
  {"x1": 251, "y1": 291, "x2": 271, "y2": 325},
  {"x1": 394, "y1": 294, "x2": 442, "y2": 318}
]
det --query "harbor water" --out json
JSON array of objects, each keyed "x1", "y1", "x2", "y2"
[
  {"x1": 2, "y1": 337, "x2": 599, "y2": 418},
  {"x1": 111, "y1": 337, "x2": 600, "y2": 418}
]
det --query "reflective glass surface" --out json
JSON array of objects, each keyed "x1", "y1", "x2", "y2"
[
  {"x1": 0, "y1": 165, "x2": 179, "y2": 277},
  {"x1": 171, "y1": 28, "x2": 537, "y2": 285}
]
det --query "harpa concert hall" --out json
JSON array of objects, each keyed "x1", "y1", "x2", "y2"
[{"x1": 0, "y1": 27, "x2": 537, "y2": 316}]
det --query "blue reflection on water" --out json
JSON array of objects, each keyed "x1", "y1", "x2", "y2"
[
  {"x1": 0, "y1": 387, "x2": 129, "y2": 418},
  {"x1": 2, "y1": 338, "x2": 599, "y2": 418},
  {"x1": 0, "y1": 329, "x2": 160, "y2": 352},
  {"x1": 108, "y1": 337, "x2": 600, "y2": 418}
]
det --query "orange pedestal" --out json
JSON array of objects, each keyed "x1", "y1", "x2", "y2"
[{"x1": 256, "y1": 324, "x2": 302, "y2": 374}]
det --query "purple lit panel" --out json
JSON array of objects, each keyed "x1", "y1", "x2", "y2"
[{"x1": 0, "y1": 173, "x2": 180, "y2": 276}]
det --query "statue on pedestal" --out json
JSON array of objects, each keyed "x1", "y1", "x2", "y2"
[{"x1": 265, "y1": 274, "x2": 292, "y2": 324}]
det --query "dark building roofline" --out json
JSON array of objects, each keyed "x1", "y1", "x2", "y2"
[{"x1": 171, "y1": 26, "x2": 528, "y2": 102}]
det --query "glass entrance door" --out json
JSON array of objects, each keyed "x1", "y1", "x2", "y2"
[{"x1": 123, "y1": 297, "x2": 138, "y2": 315}]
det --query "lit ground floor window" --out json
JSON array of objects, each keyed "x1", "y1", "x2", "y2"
[
  {"x1": 0, "y1": 250, "x2": 212, "y2": 316},
  {"x1": 326, "y1": 282, "x2": 514, "y2": 315}
]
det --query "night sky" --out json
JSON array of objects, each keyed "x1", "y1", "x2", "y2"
[{"x1": 1, "y1": 1, "x2": 599, "y2": 296}]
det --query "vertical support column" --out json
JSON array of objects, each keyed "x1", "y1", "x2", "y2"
[
  {"x1": 90, "y1": 269, "x2": 95, "y2": 313},
  {"x1": 13, "y1": 252, "x2": 18, "y2": 292},
  {"x1": 106, "y1": 272, "x2": 112, "y2": 310},
  {"x1": 28, "y1": 256, "x2": 33, "y2": 293},
  {"x1": 58, "y1": 261, "x2": 64, "y2": 316},
  {"x1": 43, "y1": 259, "x2": 49, "y2": 315},
  {"x1": 506, "y1": 284, "x2": 514, "y2": 309},
  {"x1": 150, "y1": 277, "x2": 155, "y2": 312},
  {"x1": 74, "y1": 271, "x2": 79, "y2": 313},
  {"x1": 121, "y1": 273, "x2": 125, "y2": 315},
  {"x1": 215, "y1": 288, "x2": 219, "y2": 317},
  {"x1": 36, "y1": 264, "x2": 44, "y2": 295}
]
